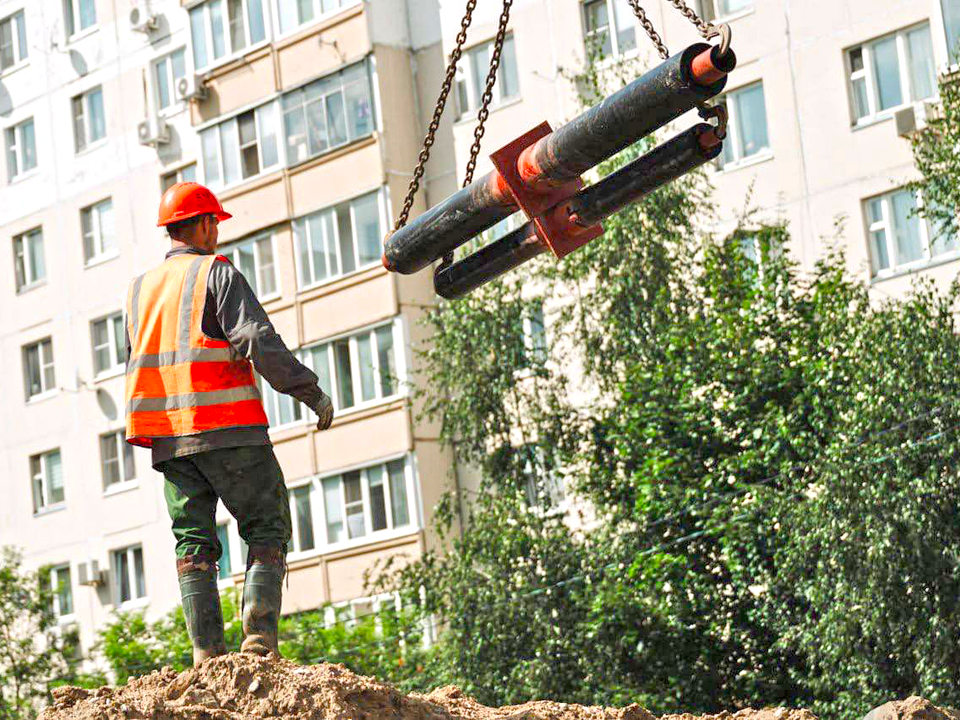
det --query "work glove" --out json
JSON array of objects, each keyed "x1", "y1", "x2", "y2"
[{"x1": 314, "y1": 392, "x2": 334, "y2": 431}]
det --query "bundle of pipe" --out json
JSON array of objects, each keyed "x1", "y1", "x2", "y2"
[
  {"x1": 382, "y1": 42, "x2": 736, "y2": 277},
  {"x1": 434, "y1": 123, "x2": 723, "y2": 298}
]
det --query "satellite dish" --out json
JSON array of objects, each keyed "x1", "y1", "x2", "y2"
[{"x1": 96, "y1": 387, "x2": 118, "y2": 421}]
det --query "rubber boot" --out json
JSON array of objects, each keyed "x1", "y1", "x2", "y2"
[
  {"x1": 240, "y1": 545, "x2": 285, "y2": 656},
  {"x1": 177, "y1": 555, "x2": 226, "y2": 665}
]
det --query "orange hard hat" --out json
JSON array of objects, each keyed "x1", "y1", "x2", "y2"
[{"x1": 157, "y1": 182, "x2": 232, "y2": 227}]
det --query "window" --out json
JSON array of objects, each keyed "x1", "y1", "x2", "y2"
[
  {"x1": 201, "y1": 102, "x2": 281, "y2": 189},
  {"x1": 294, "y1": 190, "x2": 383, "y2": 287},
  {"x1": 847, "y1": 25, "x2": 936, "y2": 125},
  {"x1": 219, "y1": 233, "x2": 278, "y2": 298},
  {"x1": 944, "y1": 0, "x2": 960, "y2": 64},
  {"x1": 161, "y1": 163, "x2": 197, "y2": 193},
  {"x1": 81, "y1": 199, "x2": 116, "y2": 264},
  {"x1": 64, "y1": 0, "x2": 96, "y2": 37},
  {"x1": 457, "y1": 34, "x2": 520, "y2": 117},
  {"x1": 216, "y1": 524, "x2": 232, "y2": 579},
  {"x1": 112, "y1": 545, "x2": 146, "y2": 605},
  {"x1": 154, "y1": 48, "x2": 186, "y2": 112},
  {"x1": 519, "y1": 445, "x2": 565, "y2": 509},
  {"x1": 717, "y1": 82, "x2": 770, "y2": 168},
  {"x1": 865, "y1": 188, "x2": 959, "y2": 277},
  {"x1": 699, "y1": 0, "x2": 752, "y2": 21},
  {"x1": 13, "y1": 228, "x2": 45, "y2": 292},
  {"x1": 0, "y1": 11, "x2": 27, "y2": 71},
  {"x1": 91, "y1": 312, "x2": 126, "y2": 375},
  {"x1": 260, "y1": 378, "x2": 304, "y2": 428},
  {"x1": 275, "y1": 0, "x2": 357, "y2": 34},
  {"x1": 190, "y1": 0, "x2": 266, "y2": 71},
  {"x1": 48, "y1": 565, "x2": 74, "y2": 618},
  {"x1": 100, "y1": 430, "x2": 135, "y2": 490},
  {"x1": 304, "y1": 321, "x2": 400, "y2": 413},
  {"x1": 521, "y1": 303, "x2": 547, "y2": 367},
  {"x1": 31, "y1": 449, "x2": 64, "y2": 512},
  {"x1": 290, "y1": 485, "x2": 315, "y2": 552},
  {"x1": 281, "y1": 62, "x2": 374, "y2": 166},
  {"x1": 72, "y1": 86, "x2": 105, "y2": 152},
  {"x1": 23, "y1": 338, "x2": 55, "y2": 400},
  {"x1": 582, "y1": 0, "x2": 636, "y2": 59},
  {"x1": 321, "y1": 457, "x2": 412, "y2": 544},
  {"x1": 6, "y1": 117, "x2": 36, "y2": 180}
]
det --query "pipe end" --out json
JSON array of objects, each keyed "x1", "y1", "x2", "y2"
[
  {"x1": 382, "y1": 253, "x2": 395, "y2": 272},
  {"x1": 690, "y1": 46, "x2": 736, "y2": 87}
]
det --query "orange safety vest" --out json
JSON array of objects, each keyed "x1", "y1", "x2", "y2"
[{"x1": 124, "y1": 254, "x2": 268, "y2": 447}]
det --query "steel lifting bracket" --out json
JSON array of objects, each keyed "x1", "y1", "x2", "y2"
[{"x1": 489, "y1": 122, "x2": 604, "y2": 259}]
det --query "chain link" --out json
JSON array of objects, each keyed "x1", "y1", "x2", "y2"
[
  {"x1": 625, "y1": 0, "x2": 670, "y2": 60},
  {"x1": 392, "y1": 0, "x2": 478, "y2": 233},
  {"x1": 462, "y1": 0, "x2": 513, "y2": 188},
  {"x1": 437, "y1": 0, "x2": 514, "y2": 270}
]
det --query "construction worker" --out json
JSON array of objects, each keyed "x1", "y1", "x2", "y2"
[{"x1": 124, "y1": 182, "x2": 334, "y2": 664}]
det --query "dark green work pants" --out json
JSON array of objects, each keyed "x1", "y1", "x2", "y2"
[{"x1": 158, "y1": 445, "x2": 292, "y2": 560}]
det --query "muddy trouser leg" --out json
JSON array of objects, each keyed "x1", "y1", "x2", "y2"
[
  {"x1": 193, "y1": 445, "x2": 292, "y2": 656},
  {"x1": 159, "y1": 457, "x2": 227, "y2": 665}
]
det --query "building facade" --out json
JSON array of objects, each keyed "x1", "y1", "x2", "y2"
[
  {"x1": 0, "y1": 0, "x2": 457, "y2": 659},
  {"x1": 437, "y1": 0, "x2": 960, "y2": 296}
]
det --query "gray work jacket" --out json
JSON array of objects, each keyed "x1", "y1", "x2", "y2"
[{"x1": 126, "y1": 246, "x2": 323, "y2": 468}]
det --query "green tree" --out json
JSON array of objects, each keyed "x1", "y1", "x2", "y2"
[
  {"x1": 0, "y1": 547, "x2": 77, "y2": 719},
  {"x1": 374, "y1": 51, "x2": 960, "y2": 720}
]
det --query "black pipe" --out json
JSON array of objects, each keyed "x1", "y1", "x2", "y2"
[
  {"x1": 382, "y1": 172, "x2": 513, "y2": 275},
  {"x1": 434, "y1": 124, "x2": 722, "y2": 299},
  {"x1": 384, "y1": 42, "x2": 736, "y2": 277},
  {"x1": 523, "y1": 43, "x2": 734, "y2": 185}
]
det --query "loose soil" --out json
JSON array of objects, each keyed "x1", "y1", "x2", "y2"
[{"x1": 40, "y1": 654, "x2": 957, "y2": 720}]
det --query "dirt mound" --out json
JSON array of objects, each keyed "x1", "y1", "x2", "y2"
[{"x1": 38, "y1": 653, "x2": 954, "y2": 720}]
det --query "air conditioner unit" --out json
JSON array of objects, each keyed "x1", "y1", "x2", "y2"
[
  {"x1": 129, "y1": 3, "x2": 159, "y2": 33},
  {"x1": 78, "y1": 560, "x2": 105, "y2": 587},
  {"x1": 176, "y1": 74, "x2": 208, "y2": 103},
  {"x1": 138, "y1": 115, "x2": 170, "y2": 146},
  {"x1": 895, "y1": 100, "x2": 939, "y2": 137}
]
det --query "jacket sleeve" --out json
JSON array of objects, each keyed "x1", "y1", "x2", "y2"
[{"x1": 208, "y1": 257, "x2": 325, "y2": 410}]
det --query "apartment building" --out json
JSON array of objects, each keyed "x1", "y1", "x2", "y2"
[
  {"x1": 0, "y1": 0, "x2": 457, "y2": 658},
  {"x1": 438, "y1": 0, "x2": 960, "y2": 297}
]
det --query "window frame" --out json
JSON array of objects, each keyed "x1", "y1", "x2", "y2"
[
  {"x1": 293, "y1": 187, "x2": 386, "y2": 289},
  {"x1": 218, "y1": 231, "x2": 281, "y2": 300},
  {"x1": 0, "y1": 10, "x2": 28, "y2": 73},
  {"x1": 13, "y1": 227, "x2": 45, "y2": 293},
  {"x1": 112, "y1": 545, "x2": 147, "y2": 607},
  {"x1": 273, "y1": 0, "x2": 360, "y2": 37},
  {"x1": 864, "y1": 188, "x2": 959, "y2": 279},
  {"x1": 48, "y1": 564, "x2": 75, "y2": 621},
  {"x1": 302, "y1": 318, "x2": 405, "y2": 415},
  {"x1": 100, "y1": 429, "x2": 136, "y2": 492},
  {"x1": 580, "y1": 0, "x2": 638, "y2": 61},
  {"x1": 63, "y1": 0, "x2": 97, "y2": 40},
  {"x1": 200, "y1": 100, "x2": 283, "y2": 191},
  {"x1": 72, "y1": 86, "x2": 106, "y2": 154},
  {"x1": 90, "y1": 311, "x2": 126, "y2": 377},
  {"x1": 280, "y1": 60, "x2": 377, "y2": 167},
  {"x1": 23, "y1": 337, "x2": 56, "y2": 401},
  {"x1": 81, "y1": 198, "x2": 116, "y2": 266},
  {"x1": 846, "y1": 23, "x2": 938, "y2": 127},
  {"x1": 30, "y1": 448, "x2": 64, "y2": 514},
  {"x1": 698, "y1": 0, "x2": 754, "y2": 22},
  {"x1": 716, "y1": 81, "x2": 772, "y2": 170},
  {"x1": 190, "y1": 0, "x2": 268, "y2": 74},
  {"x1": 160, "y1": 162, "x2": 198, "y2": 193},
  {"x1": 6, "y1": 116, "x2": 37, "y2": 181},
  {"x1": 153, "y1": 47, "x2": 187, "y2": 114},
  {"x1": 456, "y1": 33, "x2": 521, "y2": 119}
]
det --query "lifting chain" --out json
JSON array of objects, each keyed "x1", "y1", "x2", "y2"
[
  {"x1": 436, "y1": 0, "x2": 515, "y2": 270},
  {"x1": 392, "y1": 0, "x2": 479, "y2": 234},
  {"x1": 625, "y1": 0, "x2": 669, "y2": 60}
]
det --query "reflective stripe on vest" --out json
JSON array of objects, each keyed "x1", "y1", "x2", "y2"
[{"x1": 124, "y1": 254, "x2": 268, "y2": 447}]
